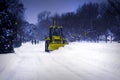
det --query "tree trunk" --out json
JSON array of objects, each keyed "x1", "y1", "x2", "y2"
[
  {"x1": 96, "y1": 35, "x2": 99, "y2": 43},
  {"x1": 110, "y1": 36, "x2": 113, "y2": 43},
  {"x1": 105, "y1": 34, "x2": 108, "y2": 43}
]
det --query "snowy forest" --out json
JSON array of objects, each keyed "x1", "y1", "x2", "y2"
[
  {"x1": 0, "y1": 0, "x2": 120, "y2": 53},
  {"x1": 0, "y1": 0, "x2": 25, "y2": 53},
  {"x1": 24, "y1": 0, "x2": 120, "y2": 42}
]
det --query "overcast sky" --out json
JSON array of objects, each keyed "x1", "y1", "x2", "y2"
[{"x1": 21, "y1": 0, "x2": 107, "y2": 24}]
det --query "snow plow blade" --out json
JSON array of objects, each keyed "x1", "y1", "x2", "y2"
[{"x1": 48, "y1": 43, "x2": 67, "y2": 51}]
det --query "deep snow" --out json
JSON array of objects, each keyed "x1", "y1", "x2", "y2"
[{"x1": 0, "y1": 42, "x2": 120, "y2": 80}]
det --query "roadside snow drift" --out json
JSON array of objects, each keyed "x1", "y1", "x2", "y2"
[{"x1": 0, "y1": 41, "x2": 120, "y2": 80}]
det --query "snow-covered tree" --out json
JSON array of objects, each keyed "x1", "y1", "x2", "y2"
[{"x1": 0, "y1": 0, "x2": 24, "y2": 53}]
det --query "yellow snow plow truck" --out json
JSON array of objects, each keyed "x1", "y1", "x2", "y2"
[{"x1": 45, "y1": 20, "x2": 68, "y2": 52}]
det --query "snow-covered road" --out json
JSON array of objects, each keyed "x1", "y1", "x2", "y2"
[{"x1": 0, "y1": 42, "x2": 120, "y2": 80}]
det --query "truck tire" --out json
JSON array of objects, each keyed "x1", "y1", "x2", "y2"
[{"x1": 45, "y1": 41, "x2": 49, "y2": 52}]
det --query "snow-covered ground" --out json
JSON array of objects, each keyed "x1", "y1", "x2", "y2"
[{"x1": 0, "y1": 41, "x2": 120, "y2": 80}]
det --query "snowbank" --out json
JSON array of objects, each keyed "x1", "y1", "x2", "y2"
[{"x1": 0, "y1": 41, "x2": 120, "y2": 80}]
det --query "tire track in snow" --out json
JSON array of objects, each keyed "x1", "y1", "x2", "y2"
[
  {"x1": 0, "y1": 54, "x2": 21, "y2": 80},
  {"x1": 50, "y1": 54, "x2": 119, "y2": 80},
  {"x1": 50, "y1": 55, "x2": 92, "y2": 80},
  {"x1": 36, "y1": 53, "x2": 81, "y2": 80}
]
